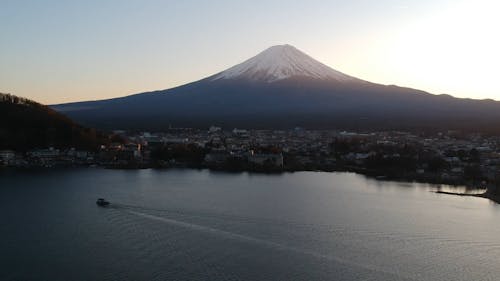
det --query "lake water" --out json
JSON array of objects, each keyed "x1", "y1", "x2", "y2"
[{"x1": 1, "y1": 168, "x2": 500, "y2": 281}]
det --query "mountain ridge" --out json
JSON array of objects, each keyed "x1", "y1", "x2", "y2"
[{"x1": 51, "y1": 44, "x2": 500, "y2": 133}]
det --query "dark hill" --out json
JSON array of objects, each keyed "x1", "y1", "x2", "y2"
[
  {"x1": 0, "y1": 93, "x2": 110, "y2": 151},
  {"x1": 52, "y1": 77, "x2": 500, "y2": 133}
]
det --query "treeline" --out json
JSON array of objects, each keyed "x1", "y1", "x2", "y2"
[
  {"x1": 331, "y1": 138, "x2": 488, "y2": 185},
  {"x1": 0, "y1": 93, "x2": 40, "y2": 106},
  {"x1": 0, "y1": 93, "x2": 111, "y2": 151},
  {"x1": 150, "y1": 143, "x2": 207, "y2": 166}
]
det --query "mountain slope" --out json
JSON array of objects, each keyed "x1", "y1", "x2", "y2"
[
  {"x1": 212, "y1": 44, "x2": 358, "y2": 82},
  {"x1": 0, "y1": 93, "x2": 109, "y2": 150},
  {"x1": 52, "y1": 45, "x2": 500, "y2": 132}
]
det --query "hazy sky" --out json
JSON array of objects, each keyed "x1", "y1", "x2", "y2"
[{"x1": 1, "y1": 0, "x2": 499, "y2": 104}]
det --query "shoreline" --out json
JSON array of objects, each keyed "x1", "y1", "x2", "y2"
[
  {"x1": 435, "y1": 191, "x2": 500, "y2": 204},
  {"x1": 3, "y1": 164, "x2": 498, "y2": 204}
]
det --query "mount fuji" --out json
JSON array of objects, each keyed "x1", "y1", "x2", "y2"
[
  {"x1": 211, "y1": 44, "x2": 357, "y2": 83},
  {"x1": 52, "y1": 44, "x2": 500, "y2": 132}
]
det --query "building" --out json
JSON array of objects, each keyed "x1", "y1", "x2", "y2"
[
  {"x1": 29, "y1": 148, "x2": 60, "y2": 160},
  {"x1": 209, "y1": 126, "x2": 222, "y2": 133},
  {"x1": 0, "y1": 150, "x2": 16, "y2": 164},
  {"x1": 232, "y1": 128, "x2": 249, "y2": 137}
]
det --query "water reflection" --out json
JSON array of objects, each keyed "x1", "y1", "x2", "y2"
[{"x1": 1, "y1": 168, "x2": 500, "y2": 281}]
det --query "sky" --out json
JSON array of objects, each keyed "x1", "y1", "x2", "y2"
[{"x1": 1, "y1": 0, "x2": 499, "y2": 104}]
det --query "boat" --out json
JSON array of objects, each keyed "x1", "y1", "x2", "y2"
[{"x1": 96, "y1": 198, "x2": 110, "y2": 207}]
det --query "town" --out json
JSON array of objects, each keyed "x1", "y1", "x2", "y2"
[{"x1": 2, "y1": 127, "x2": 500, "y2": 195}]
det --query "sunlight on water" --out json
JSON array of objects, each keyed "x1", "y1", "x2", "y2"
[{"x1": 1, "y1": 168, "x2": 500, "y2": 281}]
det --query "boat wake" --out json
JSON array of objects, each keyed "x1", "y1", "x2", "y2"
[{"x1": 109, "y1": 204, "x2": 420, "y2": 281}]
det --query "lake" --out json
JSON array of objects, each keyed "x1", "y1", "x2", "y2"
[{"x1": 1, "y1": 168, "x2": 500, "y2": 281}]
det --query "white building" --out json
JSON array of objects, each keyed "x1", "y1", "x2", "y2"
[
  {"x1": 232, "y1": 128, "x2": 248, "y2": 136},
  {"x1": 209, "y1": 126, "x2": 222, "y2": 133},
  {"x1": 29, "y1": 148, "x2": 60, "y2": 159},
  {"x1": 0, "y1": 150, "x2": 16, "y2": 163}
]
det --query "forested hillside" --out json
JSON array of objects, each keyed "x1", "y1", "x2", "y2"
[{"x1": 0, "y1": 93, "x2": 110, "y2": 151}]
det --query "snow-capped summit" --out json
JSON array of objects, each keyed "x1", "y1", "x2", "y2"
[
  {"x1": 54, "y1": 43, "x2": 500, "y2": 133},
  {"x1": 212, "y1": 44, "x2": 357, "y2": 83}
]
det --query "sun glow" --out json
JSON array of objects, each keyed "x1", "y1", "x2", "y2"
[
  {"x1": 388, "y1": 0, "x2": 500, "y2": 99},
  {"x1": 2, "y1": 0, "x2": 499, "y2": 103}
]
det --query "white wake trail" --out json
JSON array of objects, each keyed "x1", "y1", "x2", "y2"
[{"x1": 126, "y1": 210, "x2": 420, "y2": 281}]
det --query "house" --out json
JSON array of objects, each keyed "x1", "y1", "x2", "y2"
[
  {"x1": 0, "y1": 150, "x2": 16, "y2": 164},
  {"x1": 232, "y1": 128, "x2": 249, "y2": 137},
  {"x1": 209, "y1": 126, "x2": 222, "y2": 133},
  {"x1": 29, "y1": 148, "x2": 60, "y2": 160},
  {"x1": 121, "y1": 143, "x2": 142, "y2": 160}
]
